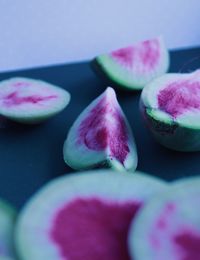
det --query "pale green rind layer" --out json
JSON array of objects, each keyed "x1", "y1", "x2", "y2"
[
  {"x1": 141, "y1": 100, "x2": 200, "y2": 151},
  {"x1": 15, "y1": 170, "x2": 167, "y2": 260},
  {"x1": 0, "y1": 77, "x2": 71, "y2": 124},
  {"x1": 128, "y1": 176, "x2": 200, "y2": 260},
  {"x1": 0, "y1": 199, "x2": 16, "y2": 259},
  {"x1": 95, "y1": 36, "x2": 169, "y2": 90},
  {"x1": 63, "y1": 87, "x2": 138, "y2": 171}
]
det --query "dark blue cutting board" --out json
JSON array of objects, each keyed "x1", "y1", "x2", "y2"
[{"x1": 0, "y1": 47, "x2": 199, "y2": 208}]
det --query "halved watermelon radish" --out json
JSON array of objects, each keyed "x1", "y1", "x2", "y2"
[
  {"x1": 0, "y1": 199, "x2": 16, "y2": 260},
  {"x1": 63, "y1": 87, "x2": 137, "y2": 171},
  {"x1": 129, "y1": 176, "x2": 200, "y2": 260},
  {"x1": 140, "y1": 70, "x2": 200, "y2": 151},
  {"x1": 92, "y1": 36, "x2": 169, "y2": 91},
  {"x1": 15, "y1": 170, "x2": 167, "y2": 260},
  {"x1": 0, "y1": 77, "x2": 70, "y2": 123}
]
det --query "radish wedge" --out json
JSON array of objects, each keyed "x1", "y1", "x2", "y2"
[
  {"x1": 15, "y1": 170, "x2": 167, "y2": 260},
  {"x1": 0, "y1": 77, "x2": 70, "y2": 123},
  {"x1": 92, "y1": 36, "x2": 169, "y2": 91},
  {"x1": 63, "y1": 87, "x2": 137, "y2": 172}
]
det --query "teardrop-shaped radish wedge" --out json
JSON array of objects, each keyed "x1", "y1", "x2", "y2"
[
  {"x1": 0, "y1": 77, "x2": 70, "y2": 123},
  {"x1": 63, "y1": 87, "x2": 137, "y2": 171},
  {"x1": 92, "y1": 36, "x2": 169, "y2": 91}
]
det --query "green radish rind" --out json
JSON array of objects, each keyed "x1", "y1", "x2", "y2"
[
  {"x1": 0, "y1": 199, "x2": 16, "y2": 259},
  {"x1": 0, "y1": 77, "x2": 71, "y2": 124},
  {"x1": 15, "y1": 170, "x2": 167, "y2": 260},
  {"x1": 92, "y1": 36, "x2": 169, "y2": 91},
  {"x1": 63, "y1": 87, "x2": 138, "y2": 172},
  {"x1": 140, "y1": 71, "x2": 200, "y2": 151},
  {"x1": 128, "y1": 176, "x2": 200, "y2": 260}
]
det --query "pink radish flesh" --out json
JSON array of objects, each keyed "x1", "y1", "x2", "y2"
[
  {"x1": 111, "y1": 39, "x2": 160, "y2": 69},
  {"x1": 78, "y1": 95, "x2": 129, "y2": 164},
  {"x1": 158, "y1": 81, "x2": 200, "y2": 118},
  {"x1": 3, "y1": 91, "x2": 57, "y2": 107},
  {"x1": 111, "y1": 47, "x2": 135, "y2": 68},
  {"x1": 50, "y1": 197, "x2": 141, "y2": 260},
  {"x1": 149, "y1": 203, "x2": 200, "y2": 259},
  {"x1": 174, "y1": 229, "x2": 200, "y2": 260}
]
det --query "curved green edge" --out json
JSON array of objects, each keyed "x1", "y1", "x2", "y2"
[
  {"x1": 0, "y1": 199, "x2": 17, "y2": 260},
  {"x1": 91, "y1": 58, "x2": 143, "y2": 91},
  {"x1": 140, "y1": 99, "x2": 200, "y2": 151}
]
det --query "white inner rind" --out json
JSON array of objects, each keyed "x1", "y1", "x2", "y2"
[
  {"x1": 129, "y1": 177, "x2": 200, "y2": 260},
  {"x1": 141, "y1": 70, "x2": 200, "y2": 128},
  {"x1": 96, "y1": 36, "x2": 169, "y2": 90},
  {"x1": 63, "y1": 87, "x2": 137, "y2": 171},
  {"x1": 15, "y1": 170, "x2": 167, "y2": 260},
  {"x1": 0, "y1": 77, "x2": 70, "y2": 120}
]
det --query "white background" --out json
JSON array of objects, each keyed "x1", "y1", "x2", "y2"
[{"x1": 0, "y1": 0, "x2": 199, "y2": 72}]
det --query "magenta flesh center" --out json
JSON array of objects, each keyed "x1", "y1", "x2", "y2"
[
  {"x1": 78, "y1": 95, "x2": 130, "y2": 164},
  {"x1": 149, "y1": 202, "x2": 200, "y2": 259},
  {"x1": 158, "y1": 80, "x2": 200, "y2": 118},
  {"x1": 50, "y1": 197, "x2": 142, "y2": 260},
  {"x1": 174, "y1": 229, "x2": 200, "y2": 260},
  {"x1": 3, "y1": 91, "x2": 57, "y2": 107},
  {"x1": 111, "y1": 39, "x2": 160, "y2": 69}
]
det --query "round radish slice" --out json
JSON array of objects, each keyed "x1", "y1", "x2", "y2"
[
  {"x1": 140, "y1": 70, "x2": 200, "y2": 151},
  {"x1": 92, "y1": 36, "x2": 169, "y2": 91},
  {"x1": 129, "y1": 176, "x2": 200, "y2": 260},
  {"x1": 15, "y1": 170, "x2": 167, "y2": 260},
  {"x1": 63, "y1": 87, "x2": 137, "y2": 172},
  {"x1": 0, "y1": 199, "x2": 16, "y2": 259},
  {"x1": 0, "y1": 77, "x2": 70, "y2": 123}
]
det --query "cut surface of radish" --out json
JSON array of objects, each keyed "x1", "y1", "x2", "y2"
[{"x1": 0, "y1": 77, "x2": 70, "y2": 123}]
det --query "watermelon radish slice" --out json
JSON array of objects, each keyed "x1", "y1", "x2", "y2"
[
  {"x1": 140, "y1": 70, "x2": 200, "y2": 151},
  {"x1": 129, "y1": 176, "x2": 200, "y2": 260},
  {"x1": 92, "y1": 36, "x2": 169, "y2": 91},
  {"x1": 0, "y1": 199, "x2": 16, "y2": 260},
  {"x1": 63, "y1": 87, "x2": 137, "y2": 171},
  {"x1": 15, "y1": 170, "x2": 167, "y2": 260},
  {"x1": 0, "y1": 77, "x2": 70, "y2": 123}
]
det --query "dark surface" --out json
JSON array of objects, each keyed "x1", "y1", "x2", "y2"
[{"x1": 0, "y1": 47, "x2": 200, "y2": 209}]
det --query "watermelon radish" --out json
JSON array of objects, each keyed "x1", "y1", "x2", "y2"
[
  {"x1": 15, "y1": 170, "x2": 167, "y2": 260},
  {"x1": 92, "y1": 36, "x2": 169, "y2": 91},
  {"x1": 0, "y1": 199, "x2": 16, "y2": 260},
  {"x1": 0, "y1": 77, "x2": 70, "y2": 123},
  {"x1": 140, "y1": 70, "x2": 200, "y2": 151},
  {"x1": 129, "y1": 176, "x2": 200, "y2": 260},
  {"x1": 63, "y1": 87, "x2": 137, "y2": 172}
]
